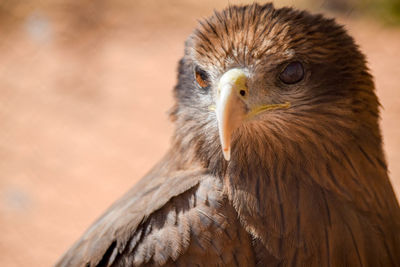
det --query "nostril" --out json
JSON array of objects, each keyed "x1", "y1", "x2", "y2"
[{"x1": 239, "y1": 90, "x2": 246, "y2": 96}]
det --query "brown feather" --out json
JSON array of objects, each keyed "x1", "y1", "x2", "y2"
[{"x1": 56, "y1": 3, "x2": 400, "y2": 266}]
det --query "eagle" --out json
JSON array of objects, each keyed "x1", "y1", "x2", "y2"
[{"x1": 56, "y1": 3, "x2": 400, "y2": 266}]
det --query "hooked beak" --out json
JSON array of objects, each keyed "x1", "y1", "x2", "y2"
[
  {"x1": 215, "y1": 68, "x2": 291, "y2": 161},
  {"x1": 216, "y1": 68, "x2": 248, "y2": 161}
]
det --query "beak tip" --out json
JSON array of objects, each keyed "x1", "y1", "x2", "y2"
[{"x1": 223, "y1": 148, "x2": 231, "y2": 161}]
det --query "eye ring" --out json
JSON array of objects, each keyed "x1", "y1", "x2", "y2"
[
  {"x1": 279, "y1": 61, "x2": 304, "y2": 85},
  {"x1": 194, "y1": 66, "x2": 210, "y2": 89}
]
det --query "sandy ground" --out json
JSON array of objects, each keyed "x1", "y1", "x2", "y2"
[{"x1": 0, "y1": 1, "x2": 399, "y2": 266}]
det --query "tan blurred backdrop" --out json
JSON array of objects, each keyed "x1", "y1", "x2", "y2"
[{"x1": 0, "y1": 0, "x2": 399, "y2": 266}]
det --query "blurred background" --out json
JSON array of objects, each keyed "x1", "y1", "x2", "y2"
[{"x1": 0, "y1": 0, "x2": 399, "y2": 266}]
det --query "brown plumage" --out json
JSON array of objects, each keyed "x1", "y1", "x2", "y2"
[{"x1": 56, "y1": 3, "x2": 400, "y2": 266}]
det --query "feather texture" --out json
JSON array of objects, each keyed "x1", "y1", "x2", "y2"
[{"x1": 56, "y1": 3, "x2": 400, "y2": 266}]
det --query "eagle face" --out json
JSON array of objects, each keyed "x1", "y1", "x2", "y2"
[{"x1": 173, "y1": 3, "x2": 375, "y2": 165}]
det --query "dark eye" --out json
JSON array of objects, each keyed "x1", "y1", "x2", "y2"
[
  {"x1": 279, "y1": 61, "x2": 304, "y2": 84},
  {"x1": 195, "y1": 66, "x2": 210, "y2": 89}
]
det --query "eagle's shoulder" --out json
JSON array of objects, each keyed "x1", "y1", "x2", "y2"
[
  {"x1": 55, "y1": 157, "x2": 208, "y2": 267},
  {"x1": 56, "y1": 159, "x2": 255, "y2": 267}
]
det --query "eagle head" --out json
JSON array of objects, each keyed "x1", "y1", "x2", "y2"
[{"x1": 171, "y1": 3, "x2": 379, "y2": 176}]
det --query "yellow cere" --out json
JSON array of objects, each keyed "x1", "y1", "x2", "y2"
[
  {"x1": 233, "y1": 73, "x2": 247, "y2": 96},
  {"x1": 217, "y1": 68, "x2": 248, "y2": 95}
]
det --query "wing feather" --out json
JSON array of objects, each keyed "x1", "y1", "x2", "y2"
[{"x1": 55, "y1": 156, "x2": 208, "y2": 267}]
